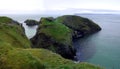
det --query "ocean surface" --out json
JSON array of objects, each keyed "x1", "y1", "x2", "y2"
[
  {"x1": 3, "y1": 14, "x2": 120, "y2": 69},
  {"x1": 74, "y1": 14, "x2": 120, "y2": 69}
]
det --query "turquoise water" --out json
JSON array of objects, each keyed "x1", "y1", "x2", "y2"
[
  {"x1": 3, "y1": 14, "x2": 120, "y2": 69},
  {"x1": 74, "y1": 14, "x2": 120, "y2": 69}
]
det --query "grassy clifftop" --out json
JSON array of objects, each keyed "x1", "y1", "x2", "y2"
[
  {"x1": 0, "y1": 16, "x2": 31, "y2": 48},
  {"x1": 0, "y1": 41, "x2": 44, "y2": 69},
  {"x1": 0, "y1": 16, "x2": 103, "y2": 69},
  {"x1": 27, "y1": 49, "x2": 102, "y2": 69},
  {"x1": 56, "y1": 15, "x2": 101, "y2": 38},
  {"x1": 0, "y1": 16, "x2": 13, "y2": 24},
  {"x1": 31, "y1": 17, "x2": 75, "y2": 59},
  {"x1": 0, "y1": 41, "x2": 102, "y2": 69},
  {"x1": 39, "y1": 17, "x2": 72, "y2": 45},
  {"x1": 0, "y1": 17, "x2": 44, "y2": 69}
]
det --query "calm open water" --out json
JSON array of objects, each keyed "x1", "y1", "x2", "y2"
[
  {"x1": 74, "y1": 14, "x2": 120, "y2": 69},
  {"x1": 3, "y1": 14, "x2": 120, "y2": 69}
]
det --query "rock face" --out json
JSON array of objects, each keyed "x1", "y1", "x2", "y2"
[
  {"x1": 24, "y1": 19, "x2": 39, "y2": 26},
  {"x1": 31, "y1": 15, "x2": 102, "y2": 60},
  {"x1": 0, "y1": 16, "x2": 102, "y2": 69},
  {"x1": 56, "y1": 15, "x2": 101, "y2": 38},
  {"x1": 31, "y1": 17, "x2": 76, "y2": 59}
]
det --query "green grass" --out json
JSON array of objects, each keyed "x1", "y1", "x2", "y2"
[
  {"x1": 56, "y1": 15, "x2": 90, "y2": 31},
  {"x1": 26, "y1": 48, "x2": 103, "y2": 69},
  {"x1": 0, "y1": 17, "x2": 31, "y2": 48},
  {"x1": 0, "y1": 16, "x2": 103, "y2": 69},
  {"x1": 0, "y1": 42, "x2": 44, "y2": 69},
  {"x1": 0, "y1": 42, "x2": 102, "y2": 69},
  {"x1": 56, "y1": 15, "x2": 101, "y2": 34},
  {"x1": 0, "y1": 16, "x2": 13, "y2": 24},
  {"x1": 39, "y1": 18, "x2": 72, "y2": 46}
]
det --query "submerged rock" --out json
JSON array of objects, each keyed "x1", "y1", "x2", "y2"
[
  {"x1": 31, "y1": 17, "x2": 76, "y2": 59},
  {"x1": 56, "y1": 15, "x2": 101, "y2": 39},
  {"x1": 24, "y1": 19, "x2": 39, "y2": 26}
]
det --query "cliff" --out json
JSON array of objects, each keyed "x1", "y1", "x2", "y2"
[
  {"x1": 31, "y1": 17, "x2": 75, "y2": 59},
  {"x1": 0, "y1": 16, "x2": 102, "y2": 69},
  {"x1": 56, "y1": 15, "x2": 101, "y2": 38}
]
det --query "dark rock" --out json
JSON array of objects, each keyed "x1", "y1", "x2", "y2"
[
  {"x1": 24, "y1": 19, "x2": 39, "y2": 26},
  {"x1": 56, "y1": 15, "x2": 101, "y2": 39},
  {"x1": 46, "y1": 17, "x2": 55, "y2": 21},
  {"x1": 31, "y1": 15, "x2": 102, "y2": 60},
  {"x1": 31, "y1": 33, "x2": 75, "y2": 59},
  {"x1": 31, "y1": 17, "x2": 76, "y2": 60}
]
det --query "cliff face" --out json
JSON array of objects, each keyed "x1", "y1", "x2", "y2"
[
  {"x1": 0, "y1": 16, "x2": 102, "y2": 69},
  {"x1": 31, "y1": 17, "x2": 75, "y2": 59},
  {"x1": 56, "y1": 15, "x2": 101, "y2": 38},
  {"x1": 31, "y1": 15, "x2": 101, "y2": 60}
]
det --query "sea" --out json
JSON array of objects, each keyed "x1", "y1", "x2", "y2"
[{"x1": 2, "y1": 14, "x2": 120, "y2": 69}]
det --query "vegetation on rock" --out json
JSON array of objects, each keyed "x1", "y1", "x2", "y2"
[
  {"x1": 31, "y1": 15, "x2": 102, "y2": 59},
  {"x1": 31, "y1": 17, "x2": 75, "y2": 59},
  {"x1": 56, "y1": 15, "x2": 101, "y2": 38},
  {"x1": 0, "y1": 16, "x2": 103, "y2": 69},
  {"x1": 0, "y1": 16, "x2": 31, "y2": 48},
  {"x1": 0, "y1": 42, "x2": 102, "y2": 69},
  {"x1": 0, "y1": 16, "x2": 17, "y2": 24},
  {"x1": 0, "y1": 42, "x2": 44, "y2": 69},
  {"x1": 26, "y1": 49, "x2": 102, "y2": 69},
  {"x1": 24, "y1": 19, "x2": 39, "y2": 26}
]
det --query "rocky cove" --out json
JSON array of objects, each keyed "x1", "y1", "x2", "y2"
[{"x1": 0, "y1": 15, "x2": 102, "y2": 69}]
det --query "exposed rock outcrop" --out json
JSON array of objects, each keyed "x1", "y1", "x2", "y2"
[
  {"x1": 0, "y1": 16, "x2": 102, "y2": 69},
  {"x1": 56, "y1": 15, "x2": 101, "y2": 39},
  {"x1": 24, "y1": 19, "x2": 39, "y2": 26},
  {"x1": 31, "y1": 17, "x2": 75, "y2": 59},
  {"x1": 31, "y1": 15, "x2": 102, "y2": 60}
]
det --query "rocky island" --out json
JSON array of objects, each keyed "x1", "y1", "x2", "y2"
[
  {"x1": 31, "y1": 15, "x2": 101, "y2": 60},
  {"x1": 0, "y1": 15, "x2": 102, "y2": 69},
  {"x1": 24, "y1": 19, "x2": 39, "y2": 26},
  {"x1": 56, "y1": 15, "x2": 101, "y2": 38}
]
